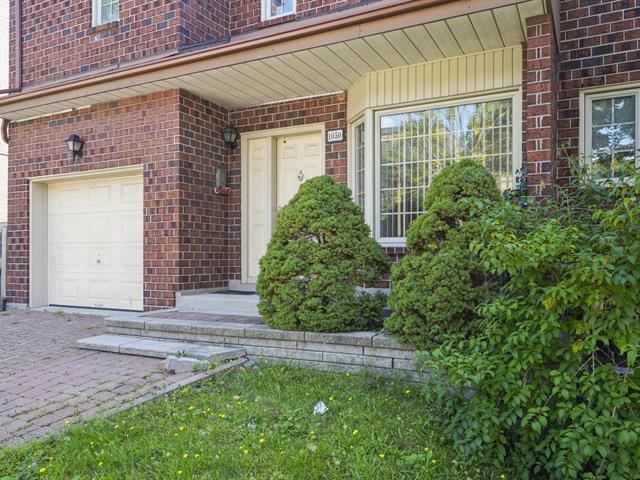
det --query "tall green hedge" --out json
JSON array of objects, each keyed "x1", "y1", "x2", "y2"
[
  {"x1": 384, "y1": 159, "x2": 501, "y2": 348},
  {"x1": 257, "y1": 176, "x2": 388, "y2": 332}
]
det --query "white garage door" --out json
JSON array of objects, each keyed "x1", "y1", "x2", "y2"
[{"x1": 47, "y1": 175, "x2": 144, "y2": 311}]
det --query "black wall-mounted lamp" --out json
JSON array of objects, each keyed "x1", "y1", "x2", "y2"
[
  {"x1": 223, "y1": 123, "x2": 239, "y2": 150},
  {"x1": 65, "y1": 134, "x2": 85, "y2": 162}
]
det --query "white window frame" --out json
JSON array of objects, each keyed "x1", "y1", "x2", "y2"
[
  {"x1": 261, "y1": 0, "x2": 297, "y2": 21},
  {"x1": 581, "y1": 86, "x2": 640, "y2": 178},
  {"x1": 92, "y1": 0, "x2": 119, "y2": 27},
  {"x1": 349, "y1": 90, "x2": 522, "y2": 247}
]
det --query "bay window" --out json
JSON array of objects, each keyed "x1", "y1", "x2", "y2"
[
  {"x1": 584, "y1": 89, "x2": 639, "y2": 179},
  {"x1": 353, "y1": 122, "x2": 366, "y2": 210},
  {"x1": 352, "y1": 93, "x2": 520, "y2": 244}
]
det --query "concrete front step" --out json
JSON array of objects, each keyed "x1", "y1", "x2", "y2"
[
  {"x1": 104, "y1": 315, "x2": 421, "y2": 378},
  {"x1": 77, "y1": 334, "x2": 246, "y2": 361},
  {"x1": 175, "y1": 293, "x2": 260, "y2": 317}
]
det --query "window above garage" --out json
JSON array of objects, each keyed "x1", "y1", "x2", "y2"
[
  {"x1": 92, "y1": 0, "x2": 119, "y2": 27},
  {"x1": 262, "y1": 0, "x2": 296, "y2": 21}
]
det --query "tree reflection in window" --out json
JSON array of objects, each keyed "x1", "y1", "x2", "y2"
[
  {"x1": 590, "y1": 96, "x2": 636, "y2": 178},
  {"x1": 379, "y1": 99, "x2": 514, "y2": 239}
]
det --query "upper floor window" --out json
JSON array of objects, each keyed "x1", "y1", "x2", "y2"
[
  {"x1": 262, "y1": 0, "x2": 296, "y2": 21},
  {"x1": 584, "y1": 89, "x2": 639, "y2": 179},
  {"x1": 93, "y1": 0, "x2": 119, "y2": 27}
]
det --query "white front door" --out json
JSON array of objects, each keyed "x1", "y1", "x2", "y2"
[
  {"x1": 245, "y1": 131, "x2": 323, "y2": 283},
  {"x1": 47, "y1": 175, "x2": 144, "y2": 310}
]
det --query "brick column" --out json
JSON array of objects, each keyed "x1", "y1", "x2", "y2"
[{"x1": 523, "y1": 14, "x2": 558, "y2": 198}]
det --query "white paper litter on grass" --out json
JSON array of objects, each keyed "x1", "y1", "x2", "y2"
[{"x1": 313, "y1": 401, "x2": 328, "y2": 416}]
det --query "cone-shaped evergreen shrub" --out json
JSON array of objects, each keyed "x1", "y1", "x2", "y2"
[
  {"x1": 385, "y1": 159, "x2": 501, "y2": 348},
  {"x1": 257, "y1": 176, "x2": 388, "y2": 332}
]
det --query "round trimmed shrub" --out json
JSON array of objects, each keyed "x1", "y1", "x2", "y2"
[
  {"x1": 384, "y1": 159, "x2": 502, "y2": 348},
  {"x1": 257, "y1": 176, "x2": 388, "y2": 332}
]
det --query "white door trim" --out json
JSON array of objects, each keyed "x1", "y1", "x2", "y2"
[
  {"x1": 240, "y1": 123, "x2": 325, "y2": 285},
  {"x1": 29, "y1": 165, "x2": 144, "y2": 309}
]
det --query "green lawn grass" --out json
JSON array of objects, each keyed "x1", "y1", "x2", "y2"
[{"x1": 0, "y1": 363, "x2": 501, "y2": 479}]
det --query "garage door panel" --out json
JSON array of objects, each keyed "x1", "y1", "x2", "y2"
[
  {"x1": 87, "y1": 279, "x2": 112, "y2": 302},
  {"x1": 120, "y1": 181, "x2": 143, "y2": 205},
  {"x1": 87, "y1": 215, "x2": 111, "y2": 240},
  {"x1": 88, "y1": 184, "x2": 111, "y2": 207},
  {"x1": 49, "y1": 186, "x2": 81, "y2": 214},
  {"x1": 52, "y1": 277, "x2": 82, "y2": 302},
  {"x1": 47, "y1": 175, "x2": 143, "y2": 311},
  {"x1": 121, "y1": 245, "x2": 143, "y2": 268},
  {"x1": 50, "y1": 216, "x2": 83, "y2": 242},
  {"x1": 52, "y1": 246, "x2": 81, "y2": 269},
  {"x1": 120, "y1": 213, "x2": 143, "y2": 239}
]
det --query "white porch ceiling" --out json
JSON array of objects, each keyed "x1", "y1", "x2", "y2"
[{"x1": 3, "y1": 0, "x2": 547, "y2": 121}]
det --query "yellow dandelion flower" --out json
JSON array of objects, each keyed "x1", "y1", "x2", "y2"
[
  {"x1": 98, "y1": 461, "x2": 103, "y2": 467},
  {"x1": 500, "y1": 476, "x2": 507, "y2": 480},
  {"x1": 174, "y1": 433, "x2": 179, "y2": 437},
  {"x1": 348, "y1": 397, "x2": 352, "y2": 401},
  {"x1": 259, "y1": 438, "x2": 266, "y2": 444},
  {"x1": 194, "y1": 454, "x2": 200, "y2": 458},
  {"x1": 188, "y1": 405, "x2": 194, "y2": 410},
  {"x1": 352, "y1": 429, "x2": 359, "y2": 436},
  {"x1": 183, "y1": 453, "x2": 188, "y2": 459},
  {"x1": 379, "y1": 453, "x2": 385, "y2": 459},
  {"x1": 424, "y1": 447, "x2": 430, "y2": 452},
  {"x1": 179, "y1": 426, "x2": 185, "y2": 431},
  {"x1": 177, "y1": 470, "x2": 183, "y2": 475},
  {"x1": 405, "y1": 390, "x2": 411, "y2": 394},
  {"x1": 243, "y1": 449, "x2": 249, "y2": 455},
  {"x1": 432, "y1": 459, "x2": 437, "y2": 464},
  {"x1": 39, "y1": 467, "x2": 46, "y2": 473},
  {"x1": 329, "y1": 396, "x2": 334, "y2": 401},
  {"x1": 309, "y1": 431, "x2": 315, "y2": 435},
  {"x1": 218, "y1": 413, "x2": 225, "y2": 418}
]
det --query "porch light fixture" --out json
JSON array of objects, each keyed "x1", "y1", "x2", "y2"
[
  {"x1": 65, "y1": 134, "x2": 85, "y2": 161},
  {"x1": 223, "y1": 123, "x2": 239, "y2": 150}
]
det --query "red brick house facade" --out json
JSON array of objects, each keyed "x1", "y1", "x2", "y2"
[{"x1": 0, "y1": 0, "x2": 637, "y2": 311}]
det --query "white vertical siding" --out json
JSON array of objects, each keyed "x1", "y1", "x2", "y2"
[{"x1": 347, "y1": 46, "x2": 523, "y2": 121}]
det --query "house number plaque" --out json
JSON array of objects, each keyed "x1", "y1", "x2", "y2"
[{"x1": 326, "y1": 128, "x2": 346, "y2": 144}]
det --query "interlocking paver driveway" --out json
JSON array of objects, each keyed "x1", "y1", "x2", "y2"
[{"x1": 0, "y1": 310, "x2": 195, "y2": 447}]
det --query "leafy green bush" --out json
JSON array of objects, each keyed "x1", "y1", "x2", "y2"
[
  {"x1": 257, "y1": 176, "x2": 388, "y2": 332},
  {"x1": 423, "y1": 168, "x2": 640, "y2": 479},
  {"x1": 384, "y1": 159, "x2": 502, "y2": 348}
]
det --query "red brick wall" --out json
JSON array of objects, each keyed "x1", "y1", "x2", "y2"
[
  {"x1": 178, "y1": 92, "x2": 230, "y2": 292},
  {"x1": 558, "y1": 0, "x2": 640, "y2": 181},
  {"x1": 6, "y1": 89, "x2": 231, "y2": 310},
  {"x1": 182, "y1": 0, "x2": 230, "y2": 46},
  {"x1": 9, "y1": 0, "x2": 228, "y2": 88},
  {"x1": 523, "y1": 14, "x2": 558, "y2": 197},
  {"x1": 230, "y1": 0, "x2": 382, "y2": 35},
  {"x1": 227, "y1": 93, "x2": 347, "y2": 280}
]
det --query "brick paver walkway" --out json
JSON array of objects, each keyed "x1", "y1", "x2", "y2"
[{"x1": 0, "y1": 310, "x2": 196, "y2": 447}]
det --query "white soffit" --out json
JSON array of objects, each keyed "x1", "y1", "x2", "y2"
[{"x1": 5, "y1": 0, "x2": 546, "y2": 121}]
